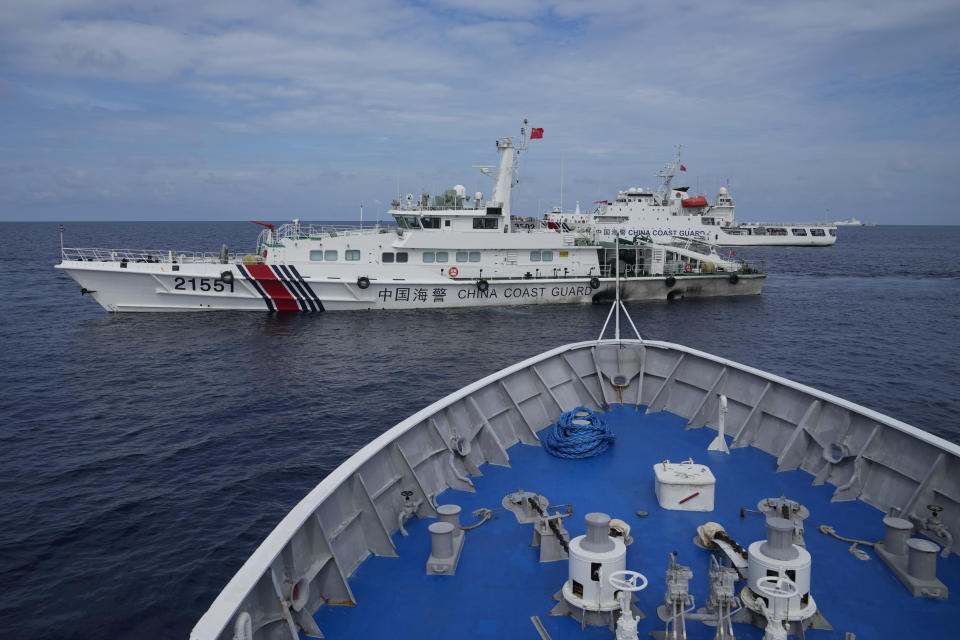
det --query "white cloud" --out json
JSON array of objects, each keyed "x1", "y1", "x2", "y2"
[{"x1": 0, "y1": 1, "x2": 958, "y2": 222}]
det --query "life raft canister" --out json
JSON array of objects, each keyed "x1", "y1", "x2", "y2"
[{"x1": 448, "y1": 266, "x2": 459, "y2": 278}]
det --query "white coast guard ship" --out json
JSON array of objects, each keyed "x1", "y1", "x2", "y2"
[
  {"x1": 545, "y1": 150, "x2": 837, "y2": 247},
  {"x1": 56, "y1": 126, "x2": 764, "y2": 312}
]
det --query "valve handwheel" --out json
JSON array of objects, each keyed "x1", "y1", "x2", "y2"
[
  {"x1": 608, "y1": 570, "x2": 648, "y2": 592},
  {"x1": 755, "y1": 576, "x2": 798, "y2": 599}
]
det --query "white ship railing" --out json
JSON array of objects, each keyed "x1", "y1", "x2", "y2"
[
  {"x1": 596, "y1": 260, "x2": 764, "y2": 278},
  {"x1": 269, "y1": 224, "x2": 395, "y2": 242},
  {"x1": 735, "y1": 221, "x2": 837, "y2": 227},
  {"x1": 60, "y1": 247, "x2": 251, "y2": 264}
]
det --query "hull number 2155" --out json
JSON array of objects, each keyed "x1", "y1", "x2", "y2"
[{"x1": 173, "y1": 277, "x2": 234, "y2": 293}]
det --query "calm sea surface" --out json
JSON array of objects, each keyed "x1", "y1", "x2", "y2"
[{"x1": 1, "y1": 222, "x2": 959, "y2": 639}]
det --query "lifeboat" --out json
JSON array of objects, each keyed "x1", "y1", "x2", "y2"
[{"x1": 681, "y1": 196, "x2": 708, "y2": 208}]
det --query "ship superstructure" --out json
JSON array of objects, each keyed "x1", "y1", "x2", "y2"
[{"x1": 545, "y1": 149, "x2": 838, "y2": 247}]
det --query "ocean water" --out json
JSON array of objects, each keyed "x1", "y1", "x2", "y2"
[{"x1": 1, "y1": 222, "x2": 958, "y2": 639}]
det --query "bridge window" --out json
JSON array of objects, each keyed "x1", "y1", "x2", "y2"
[
  {"x1": 810, "y1": 228, "x2": 826, "y2": 236},
  {"x1": 469, "y1": 251, "x2": 481, "y2": 262},
  {"x1": 309, "y1": 250, "x2": 324, "y2": 261},
  {"x1": 324, "y1": 250, "x2": 338, "y2": 261},
  {"x1": 421, "y1": 217, "x2": 441, "y2": 229},
  {"x1": 423, "y1": 252, "x2": 435, "y2": 263},
  {"x1": 396, "y1": 252, "x2": 409, "y2": 263},
  {"x1": 345, "y1": 250, "x2": 361, "y2": 260},
  {"x1": 531, "y1": 251, "x2": 554, "y2": 262},
  {"x1": 791, "y1": 228, "x2": 808, "y2": 236},
  {"x1": 456, "y1": 251, "x2": 468, "y2": 262},
  {"x1": 473, "y1": 218, "x2": 499, "y2": 229},
  {"x1": 436, "y1": 251, "x2": 449, "y2": 263}
]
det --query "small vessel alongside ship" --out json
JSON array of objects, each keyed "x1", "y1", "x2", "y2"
[
  {"x1": 55, "y1": 126, "x2": 764, "y2": 312},
  {"x1": 544, "y1": 150, "x2": 838, "y2": 247},
  {"x1": 189, "y1": 289, "x2": 959, "y2": 640}
]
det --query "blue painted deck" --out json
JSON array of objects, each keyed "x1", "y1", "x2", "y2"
[{"x1": 314, "y1": 406, "x2": 959, "y2": 639}]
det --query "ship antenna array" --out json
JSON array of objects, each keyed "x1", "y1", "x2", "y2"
[
  {"x1": 655, "y1": 144, "x2": 682, "y2": 201},
  {"x1": 597, "y1": 235, "x2": 643, "y2": 341}
]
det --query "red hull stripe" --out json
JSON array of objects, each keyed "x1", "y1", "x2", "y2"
[{"x1": 245, "y1": 265, "x2": 300, "y2": 311}]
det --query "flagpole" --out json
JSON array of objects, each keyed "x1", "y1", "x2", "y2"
[{"x1": 560, "y1": 155, "x2": 564, "y2": 214}]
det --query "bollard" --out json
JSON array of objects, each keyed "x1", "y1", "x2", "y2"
[
  {"x1": 906, "y1": 538, "x2": 939, "y2": 582},
  {"x1": 882, "y1": 517, "x2": 913, "y2": 556},
  {"x1": 429, "y1": 522, "x2": 455, "y2": 560},
  {"x1": 437, "y1": 504, "x2": 462, "y2": 534}
]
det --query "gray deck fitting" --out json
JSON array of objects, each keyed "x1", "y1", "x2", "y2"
[
  {"x1": 875, "y1": 539, "x2": 948, "y2": 598},
  {"x1": 425, "y1": 521, "x2": 465, "y2": 576},
  {"x1": 532, "y1": 515, "x2": 570, "y2": 563},
  {"x1": 548, "y1": 589, "x2": 644, "y2": 631},
  {"x1": 530, "y1": 615, "x2": 553, "y2": 640}
]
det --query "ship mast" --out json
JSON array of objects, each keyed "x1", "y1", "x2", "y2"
[
  {"x1": 475, "y1": 120, "x2": 531, "y2": 234},
  {"x1": 654, "y1": 145, "x2": 682, "y2": 202}
]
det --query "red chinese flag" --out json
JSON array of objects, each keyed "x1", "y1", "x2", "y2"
[
  {"x1": 680, "y1": 164, "x2": 687, "y2": 171},
  {"x1": 530, "y1": 127, "x2": 544, "y2": 139}
]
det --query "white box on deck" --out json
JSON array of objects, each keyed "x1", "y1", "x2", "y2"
[{"x1": 654, "y1": 460, "x2": 715, "y2": 511}]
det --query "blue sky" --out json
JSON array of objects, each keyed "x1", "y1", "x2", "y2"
[{"x1": 1, "y1": 0, "x2": 958, "y2": 223}]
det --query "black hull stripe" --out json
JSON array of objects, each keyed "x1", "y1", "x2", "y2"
[
  {"x1": 273, "y1": 265, "x2": 307, "y2": 311},
  {"x1": 288, "y1": 265, "x2": 324, "y2": 312},
  {"x1": 276, "y1": 265, "x2": 313, "y2": 312},
  {"x1": 280, "y1": 265, "x2": 316, "y2": 312},
  {"x1": 237, "y1": 264, "x2": 274, "y2": 311}
]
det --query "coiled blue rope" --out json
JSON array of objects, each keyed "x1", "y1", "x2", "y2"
[{"x1": 541, "y1": 406, "x2": 615, "y2": 459}]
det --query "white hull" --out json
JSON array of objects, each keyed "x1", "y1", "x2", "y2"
[
  {"x1": 56, "y1": 261, "x2": 763, "y2": 312},
  {"x1": 571, "y1": 221, "x2": 836, "y2": 247},
  {"x1": 705, "y1": 227, "x2": 836, "y2": 246}
]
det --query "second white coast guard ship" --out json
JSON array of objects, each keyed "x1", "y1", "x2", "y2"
[{"x1": 545, "y1": 150, "x2": 838, "y2": 247}]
